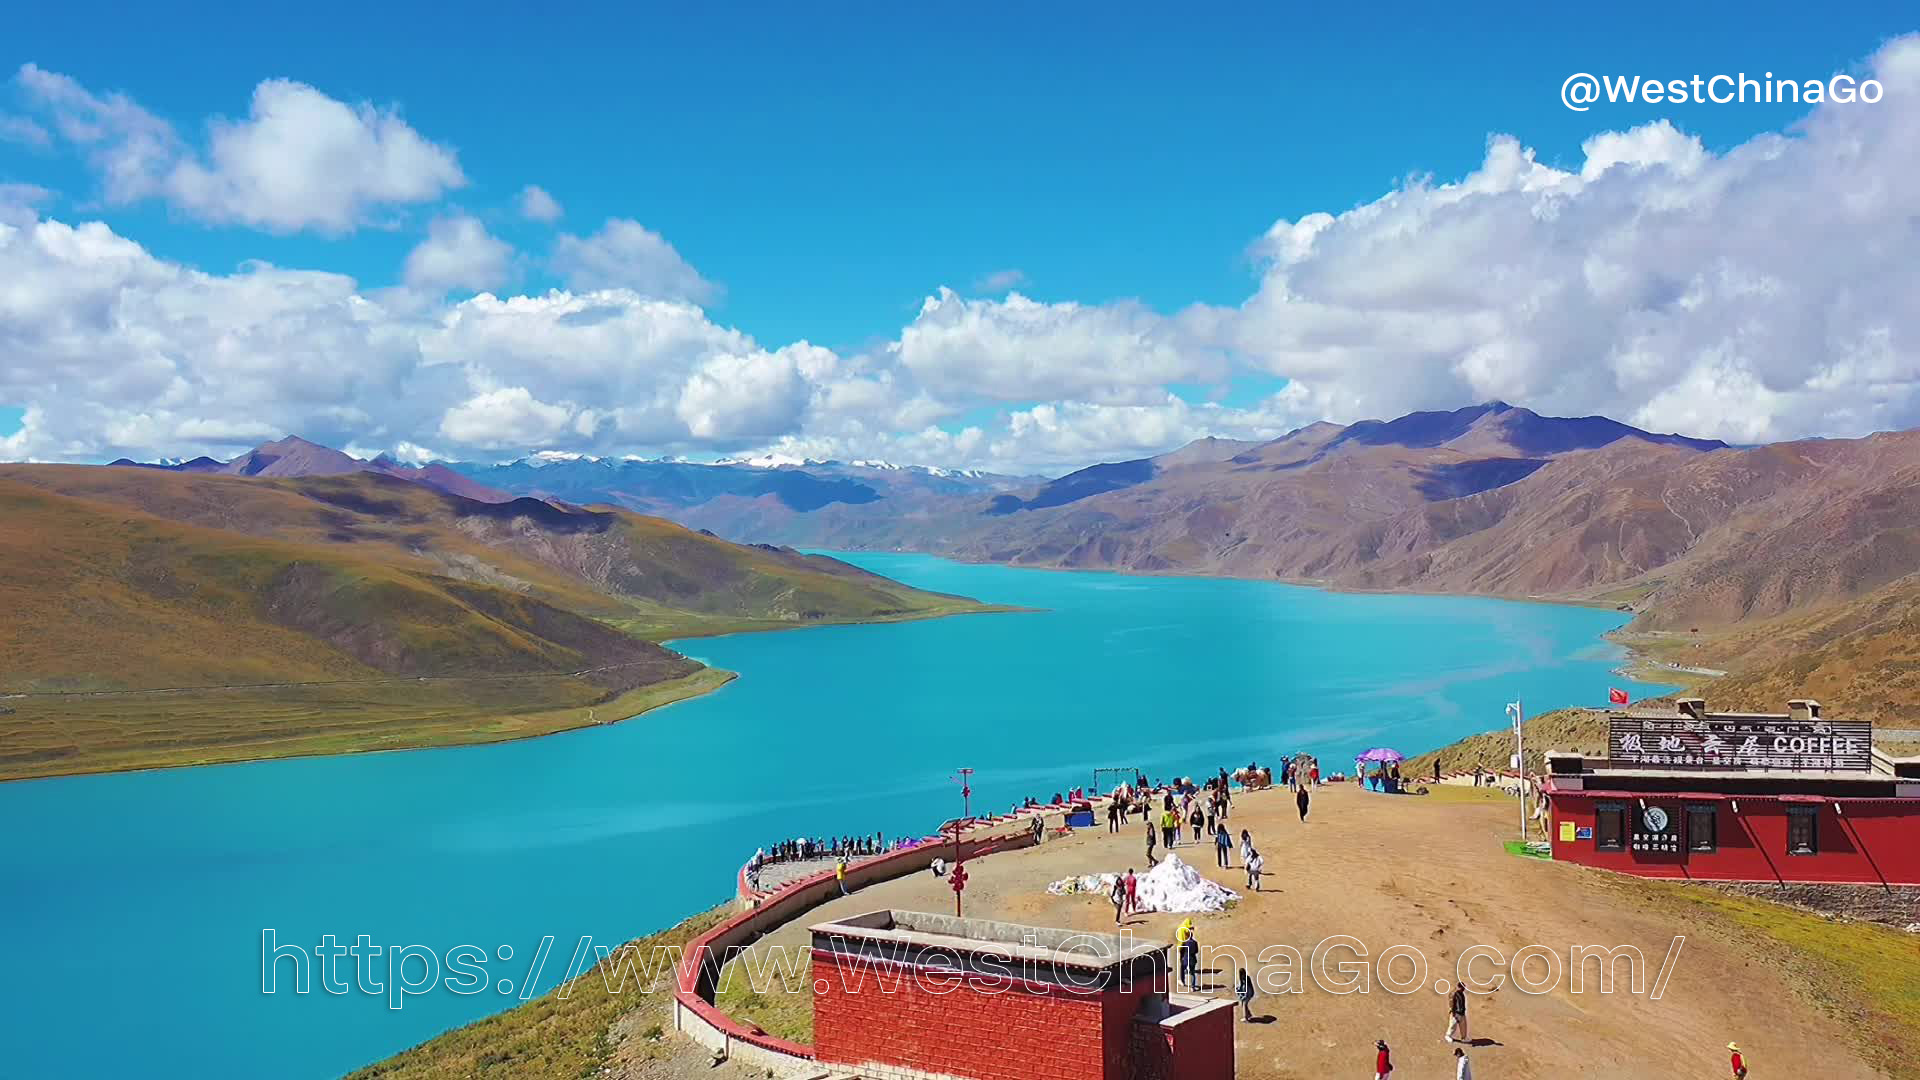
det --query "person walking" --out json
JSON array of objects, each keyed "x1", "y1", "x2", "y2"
[
  {"x1": 1107, "y1": 799, "x2": 1121, "y2": 834},
  {"x1": 1728, "y1": 1042, "x2": 1747, "y2": 1079},
  {"x1": 1109, "y1": 872, "x2": 1127, "y2": 924},
  {"x1": 1175, "y1": 919, "x2": 1200, "y2": 992},
  {"x1": 1245, "y1": 848, "x2": 1264, "y2": 891},
  {"x1": 1145, "y1": 820, "x2": 1158, "y2": 867},
  {"x1": 1160, "y1": 807, "x2": 1179, "y2": 850},
  {"x1": 835, "y1": 856, "x2": 849, "y2": 897},
  {"x1": 1123, "y1": 867, "x2": 1138, "y2": 917},
  {"x1": 1238, "y1": 828, "x2": 1253, "y2": 865},
  {"x1": 1189, "y1": 804, "x2": 1205, "y2": 844},
  {"x1": 1374, "y1": 1038, "x2": 1393, "y2": 1079},
  {"x1": 1446, "y1": 981, "x2": 1469, "y2": 1043},
  {"x1": 1454, "y1": 1046, "x2": 1472, "y2": 1080},
  {"x1": 1296, "y1": 783, "x2": 1311, "y2": 822},
  {"x1": 1214, "y1": 822, "x2": 1232, "y2": 868},
  {"x1": 1235, "y1": 968, "x2": 1256, "y2": 1021}
]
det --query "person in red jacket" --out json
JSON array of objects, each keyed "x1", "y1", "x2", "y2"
[
  {"x1": 1728, "y1": 1041, "x2": 1747, "y2": 1078},
  {"x1": 1374, "y1": 1038, "x2": 1393, "y2": 1078}
]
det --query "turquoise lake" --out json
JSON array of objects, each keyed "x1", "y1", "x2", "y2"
[{"x1": 0, "y1": 554, "x2": 1672, "y2": 1078}]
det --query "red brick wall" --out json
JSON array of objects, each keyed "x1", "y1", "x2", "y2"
[{"x1": 813, "y1": 947, "x2": 1128, "y2": 1079}]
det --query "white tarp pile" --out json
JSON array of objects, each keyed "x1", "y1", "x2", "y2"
[
  {"x1": 1045, "y1": 872, "x2": 1117, "y2": 896},
  {"x1": 1042, "y1": 853, "x2": 1239, "y2": 913}
]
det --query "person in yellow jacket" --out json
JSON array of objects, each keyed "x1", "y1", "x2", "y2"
[
  {"x1": 1175, "y1": 918, "x2": 1200, "y2": 991},
  {"x1": 835, "y1": 856, "x2": 849, "y2": 896},
  {"x1": 1159, "y1": 807, "x2": 1179, "y2": 850}
]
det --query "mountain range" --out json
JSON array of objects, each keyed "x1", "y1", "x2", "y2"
[
  {"x1": 111, "y1": 435, "x2": 516, "y2": 503},
  {"x1": 443, "y1": 454, "x2": 1034, "y2": 515},
  {"x1": 70, "y1": 397, "x2": 1920, "y2": 728}
]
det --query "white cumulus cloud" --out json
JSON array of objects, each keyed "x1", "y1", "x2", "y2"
[
  {"x1": 517, "y1": 185, "x2": 563, "y2": 223},
  {"x1": 8, "y1": 35, "x2": 1920, "y2": 474},
  {"x1": 1212, "y1": 35, "x2": 1920, "y2": 444},
  {"x1": 550, "y1": 218, "x2": 717, "y2": 304},
  {"x1": 893, "y1": 288, "x2": 1219, "y2": 406},
  {"x1": 402, "y1": 215, "x2": 512, "y2": 294},
  {"x1": 14, "y1": 65, "x2": 464, "y2": 232},
  {"x1": 439, "y1": 386, "x2": 577, "y2": 448}
]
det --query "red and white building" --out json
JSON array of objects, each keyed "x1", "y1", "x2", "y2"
[{"x1": 1544, "y1": 698, "x2": 1920, "y2": 886}]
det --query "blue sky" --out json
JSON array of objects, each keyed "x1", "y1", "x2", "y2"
[
  {"x1": 3, "y1": 5, "x2": 1919, "y2": 469},
  {"x1": 5, "y1": 1, "x2": 1898, "y2": 348}
]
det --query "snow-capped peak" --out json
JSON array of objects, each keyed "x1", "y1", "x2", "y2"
[
  {"x1": 714, "y1": 452, "x2": 815, "y2": 468},
  {"x1": 848, "y1": 459, "x2": 985, "y2": 479},
  {"x1": 527, "y1": 449, "x2": 599, "y2": 466}
]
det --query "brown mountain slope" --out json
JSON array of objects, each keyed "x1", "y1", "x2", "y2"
[
  {"x1": 0, "y1": 467, "x2": 993, "y2": 778},
  {"x1": 0, "y1": 466, "x2": 982, "y2": 633},
  {"x1": 666, "y1": 403, "x2": 1736, "y2": 589},
  {"x1": 1323, "y1": 430, "x2": 1920, "y2": 632},
  {"x1": 1682, "y1": 571, "x2": 1920, "y2": 726},
  {"x1": 698, "y1": 416, "x2": 1920, "y2": 649}
]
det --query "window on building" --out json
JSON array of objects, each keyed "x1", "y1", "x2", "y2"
[
  {"x1": 1686, "y1": 804, "x2": 1717, "y2": 853},
  {"x1": 1595, "y1": 803, "x2": 1626, "y2": 851},
  {"x1": 1786, "y1": 806, "x2": 1818, "y2": 856}
]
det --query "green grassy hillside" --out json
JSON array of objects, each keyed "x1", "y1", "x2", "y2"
[
  {"x1": 0, "y1": 467, "x2": 999, "y2": 779},
  {"x1": 1401, "y1": 708, "x2": 1615, "y2": 778},
  {"x1": 346, "y1": 907, "x2": 731, "y2": 1080}
]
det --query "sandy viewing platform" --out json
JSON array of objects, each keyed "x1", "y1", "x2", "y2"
[{"x1": 698, "y1": 782, "x2": 1892, "y2": 1080}]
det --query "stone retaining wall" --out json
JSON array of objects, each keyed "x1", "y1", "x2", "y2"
[{"x1": 1699, "y1": 881, "x2": 1920, "y2": 929}]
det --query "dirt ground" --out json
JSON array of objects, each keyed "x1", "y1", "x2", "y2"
[{"x1": 708, "y1": 783, "x2": 1893, "y2": 1080}]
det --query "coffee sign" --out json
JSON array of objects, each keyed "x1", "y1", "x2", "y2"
[{"x1": 1608, "y1": 714, "x2": 1873, "y2": 771}]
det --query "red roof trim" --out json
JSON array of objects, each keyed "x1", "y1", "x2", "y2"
[{"x1": 1551, "y1": 789, "x2": 1918, "y2": 805}]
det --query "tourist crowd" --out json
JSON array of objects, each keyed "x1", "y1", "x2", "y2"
[
  {"x1": 731, "y1": 751, "x2": 1756, "y2": 1080},
  {"x1": 752, "y1": 833, "x2": 915, "y2": 866}
]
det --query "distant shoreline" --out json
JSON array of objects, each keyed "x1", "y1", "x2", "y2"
[
  {"x1": 0, "y1": 604, "x2": 1027, "y2": 786},
  {"x1": 813, "y1": 546, "x2": 1720, "y2": 687},
  {"x1": 815, "y1": 545, "x2": 1634, "y2": 611}
]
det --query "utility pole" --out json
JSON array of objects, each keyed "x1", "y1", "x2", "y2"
[{"x1": 1507, "y1": 699, "x2": 1526, "y2": 841}]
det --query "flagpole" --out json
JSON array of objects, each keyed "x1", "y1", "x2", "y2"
[{"x1": 1508, "y1": 698, "x2": 1526, "y2": 842}]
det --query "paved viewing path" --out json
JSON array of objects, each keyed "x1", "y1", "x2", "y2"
[{"x1": 747, "y1": 852, "x2": 892, "y2": 892}]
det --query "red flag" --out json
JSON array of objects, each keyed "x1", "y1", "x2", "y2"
[{"x1": 1608, "y1": 687, "x2": 1630, "y2": 705}]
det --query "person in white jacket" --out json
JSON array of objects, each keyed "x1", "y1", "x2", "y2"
[{"x1": 1454, "y1": 1046, "x2": 1473, "y2": 1079}]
